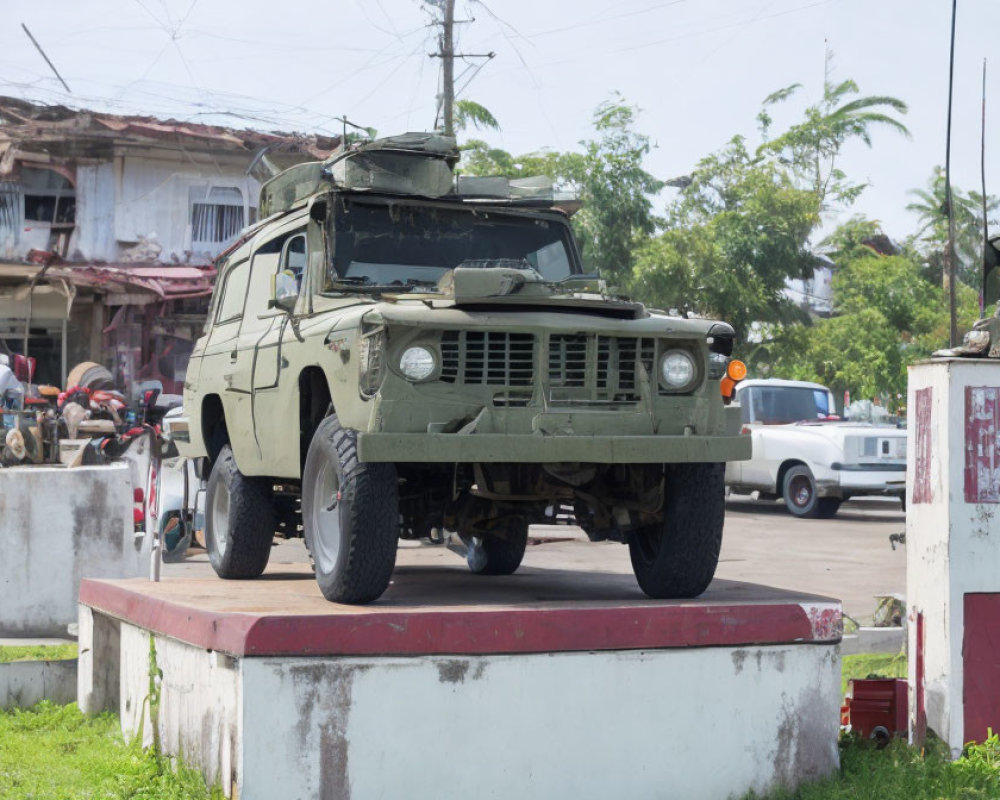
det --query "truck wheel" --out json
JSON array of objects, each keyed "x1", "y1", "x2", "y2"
[
  {"x1": 627, "y1": 463, "x2": 725, "y2": 599},
  {"x1": 465, "y1": 520, "x2": 528, "y2": 575},
  {"x1": 302, "y1": 415, "x2": 399, "y2": 604},
  {"x1": 783, "y1": 465, "x2": 821, "y2": 518},
  {"x1": 205, "y1": 445, "x2": 275, "y2": 578}
]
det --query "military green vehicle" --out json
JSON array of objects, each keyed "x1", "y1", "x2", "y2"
[{"x1": 180, "y1": 133, "x2": 750, "y2": 604}]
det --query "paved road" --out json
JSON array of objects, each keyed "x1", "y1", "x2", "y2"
[{"x1": 167, "y1": 493, "x2": 906, "y2": 624}]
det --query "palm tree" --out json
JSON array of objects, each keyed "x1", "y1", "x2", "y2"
[
  {"x1": 453, "y1": 100, "x2": 500, "y2": 134},
  {"x1": 907, "y1": 166, "x2": 999, "y2": 288},
  {"x1": 758, "y1": 54, "x2": 910, "y2": 209}
]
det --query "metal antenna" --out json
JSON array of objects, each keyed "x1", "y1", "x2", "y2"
[
  {"x1": 944, "y1": 0, "x2": 959, "y2": 346},
  {"x1": 981, "y1": 58, "x2": 989, "y2": 318},
  {"x1": 21, "y1": 23, "x2": 71, "y2": 93}
]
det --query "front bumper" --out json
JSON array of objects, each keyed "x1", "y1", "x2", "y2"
[
  {"x1": 357, "y1": 432, "x2": 751, "y2": 463},
  {"x1": 816, "y1": 463, "x2": 907, "y2": 497}
]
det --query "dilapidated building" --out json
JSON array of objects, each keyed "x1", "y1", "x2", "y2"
[{"x1": 0, "y1": 97, "x2": 338, "y2": 392}]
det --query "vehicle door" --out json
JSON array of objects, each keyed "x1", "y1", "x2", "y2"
[
  {"x1": 223, "y1": 224, "x2": 303, "y2": 471},
  {"x1": 200, "y1": 256, "x2": 252, "y2": 459},
  {"x1": 246, "y1": 224, "x2": 309, "y2": 477}
]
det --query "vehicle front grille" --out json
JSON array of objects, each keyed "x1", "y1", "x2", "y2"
[
  {"x1": 437, "y1": 330, "x2": 663, "y2": 404},
  {"x1": 440, "y1": 330, "x2": 535, "y2": 386},
  {"x1": 550, "y1": 334, "x2": 656, "y2": 403}
]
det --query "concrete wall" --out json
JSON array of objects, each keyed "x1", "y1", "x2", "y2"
[
  {"x1": 119, "y1": 624, "x2": 241, "y2": 797},
  {"x1": 75, "y1": 162, "x2": 117, "y2": 261},
  {"x1": 0, "y1": 464, "x2": 148, "y2": 636},
  {"x1": 0, "y1": 659, "x2": 77, "y2": 709},
  {"x1": 113, "y1": 152, "x2": 259, "y2": 262},
  {"x1": 907, "y1": 360, "x2": 1000, "y2": 751},
  {"x1": 107, "y1": 617, "x2": 840, "y2": 800}
]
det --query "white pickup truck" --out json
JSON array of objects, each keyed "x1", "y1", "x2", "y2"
[{"x1": 724, "y1": 379, "x2": 906, "y2": 518}]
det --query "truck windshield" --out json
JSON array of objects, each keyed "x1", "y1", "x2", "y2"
[
  {"x1": 326, "y1": 199, "x2": 576, "y2": 290},
  {"x1": 741, "y1": 386, "x2": 832, "y2": 424}
]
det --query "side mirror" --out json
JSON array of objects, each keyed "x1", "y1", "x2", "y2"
[{"x1": 270, "y1": 270, "x2": 299, "y2": 312}]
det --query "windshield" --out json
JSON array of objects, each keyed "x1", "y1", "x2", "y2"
[
  {"x1": 326, "y1": 199, "x2": 577, "y2": 290},
  {"x1": 740, "y1": 386, "x2": 832, "y2": 424}
]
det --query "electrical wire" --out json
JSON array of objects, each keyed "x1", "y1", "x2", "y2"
[
  {"x1": 517, "y1": 0, "x2": 689, "y2": 40},
  {"x1": 500, "y1": 0, "x2": 834, "y2": 71}
]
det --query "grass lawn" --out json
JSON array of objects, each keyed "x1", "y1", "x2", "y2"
[
  {"x1": 0, "y1": 702, "x2": 221, "y2": 799},
  {"x1": 0, "y1": 643, "x2": 78, "y2": 663},
  {"x1": 749, "y1": 651, "x2": 1000, "y2": 798},
  {"x1": 748, "y1": 735, "x2": 1000, "y2": 799}
]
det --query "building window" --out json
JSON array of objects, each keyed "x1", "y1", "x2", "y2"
[
  {"x1": 0, "y1": 182, "x2": 22, "y2": 244},
  {"x1": 21, "y1": 167, "x2": 75, "y2": 225},
  {"x1": 191, "y1": 186, "x2": 245, "y2": 251}
]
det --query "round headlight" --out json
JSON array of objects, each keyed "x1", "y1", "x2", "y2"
[
  {"x1": 399, "y1": 346, "x2": 436, "y2": 381},
  {"x1": 660, "y1": 350, "x2": 696, "y2": 389}
]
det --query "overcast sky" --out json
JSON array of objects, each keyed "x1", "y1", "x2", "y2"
[{"x1": 2, "y1": 0, "x2": 998, "y2": 240}]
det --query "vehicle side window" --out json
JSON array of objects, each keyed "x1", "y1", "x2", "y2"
[
  {"x1": 813, "y1": 390, "x2": 830, "y2": 416},
  {"x1": 215, "y1": 260, "x2": 250, "y2": 323},
  {"x1": 280, "y1": 233, "x2": 307, "y2": 287},
  {"x1": 242, "y1": 228, "x2": 306, "y2": 322}
]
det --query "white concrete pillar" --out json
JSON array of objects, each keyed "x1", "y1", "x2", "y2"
[{"x1": 907, "y1": 359, "x2": 1000, "y2": 752}]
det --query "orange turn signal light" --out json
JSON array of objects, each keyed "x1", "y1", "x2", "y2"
[
  {"x1": 720, "y1": 360, "x2": 747, "y2": 405},
  {"x1": 727, "y1": 360, "x2": 747, "y2": 381}
]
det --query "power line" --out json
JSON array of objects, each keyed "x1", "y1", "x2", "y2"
[
  {"x1": 520, "y1": 0, "x2": 689, "y2": 39},
  {"x1": 517, "y1": 0, "x2": 833, "y2": 71}
]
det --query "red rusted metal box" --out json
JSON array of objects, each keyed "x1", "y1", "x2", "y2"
[{"x1": 841, "y1": 678, "x2": 907, "y2": 746}]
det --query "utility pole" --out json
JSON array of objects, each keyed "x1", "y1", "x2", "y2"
[
  {"x1": 441, "y1": 0, "x2": 456, "y2": 137},
  {"x1": 429, "y1": 1, "x2": 492, "y2": 136}
]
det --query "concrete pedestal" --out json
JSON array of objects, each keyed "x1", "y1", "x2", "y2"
[
  {"x1": 907, "y1": 359, "x2": 1000, "y2": 751},
  {"x1": 0, "y1": 463, "x2": 149, "y2": 636},
  {"x1": 78, "y1": 567, "x2": 842, "y2": 800}
]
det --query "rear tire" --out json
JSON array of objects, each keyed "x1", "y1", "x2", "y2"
[
  {"x1": 465, "y1": 519, "x2": 528, "y2": 575},
  {"x1": 627, "y1": 463, "x2": 725, "y2": 599},
  {"x1": 301, "y1": 415, "x2": 399, "y2": 604},
  {"x1": 783, "y1": 465, "x2": 820, "y2": 518},
  {"x1": 816, "y1": 497, "x2": 842, "y2": 518},
  {"x1": 205, "y1": 445, "x2": 275, "y2": 578}
]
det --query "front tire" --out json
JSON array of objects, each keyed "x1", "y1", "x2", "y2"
[
  {"x1": 627, "y1": 463, "x2": 725, "y2": 599},
  {"x1": 301, "y1": 415, "x2": 399, "y2": 604},
  {"x1": 205, "y1": 445, "x2": 275, "y2": 578},
  {"x1": 465, "y1": 519, "x2": 528, "y2": 575}
]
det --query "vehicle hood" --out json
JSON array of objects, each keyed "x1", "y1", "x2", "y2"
[
  {"x1": 753, "y1": 421, "x2": 907, "y2": 461},
  {"x1": 363, "y1": 299, "x2": 723, "y2": 338}
]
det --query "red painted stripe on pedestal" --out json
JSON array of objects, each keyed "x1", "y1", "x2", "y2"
[{"x1": 80, "y1": 579, "x2": 840, "y2": 657}]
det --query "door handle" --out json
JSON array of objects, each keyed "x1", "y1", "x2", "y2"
[{"x1": 229, "y1": 349, "x2": 238, "y2": 362}]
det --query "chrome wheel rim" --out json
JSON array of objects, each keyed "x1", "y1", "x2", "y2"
[
  {"x1": 210, "y1": 480, "x2": 230, "y2": 558},
  {"x1": 789, "y1": 476, "x2": 812, "y2": 508},
  {"x1": 309, "y1": 458, "x2": 341, "y2": 574}
]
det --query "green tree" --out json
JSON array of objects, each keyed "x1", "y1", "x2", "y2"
[
  {"x1": 769, "y1": 218, "x2": 979, "y2": 402},
  {"x1": 456, "y1": 96, "x2": 662, "y2": 283},
  {"x1": 453, "y1": 100, "x2": 500, "y2": 133},
  {"x1": 631, "y1": 136, "x2": 819, "y2": 343},
  {"x1": 905, "y1": 165, "x2": 999, "y2": 289},
  {"x1": 572, "y1": 97, "x2": 664, "y2": 281},
  {"x1": 758, "y1": 57, "x2": 909, "y2": 209}
]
